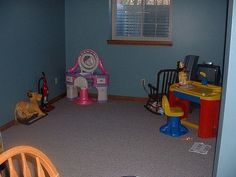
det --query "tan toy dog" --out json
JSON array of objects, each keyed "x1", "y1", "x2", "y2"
[{"x1": 15, "y1": 91, "x2": 46, "y2": 122}]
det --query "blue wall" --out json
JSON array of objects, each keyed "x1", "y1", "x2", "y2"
[
  {"x1": 0, "y1": 0, "x2": 66, "y2": 125},
  {"x1": 65, "y1": 0, "x2": 227, "y2": 97}
]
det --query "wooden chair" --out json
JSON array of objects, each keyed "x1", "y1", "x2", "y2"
[
  {"x1": 0, "y1": 145, "x2": 59, "y2": 177},
  {"x1": 144, "y1": 69, "x2": 178, "y2": 114},
  {"x1": 0, "y1": 133, "x2": 5, "y2": 174}
]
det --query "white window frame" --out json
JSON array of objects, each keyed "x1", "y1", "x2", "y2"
[{"x1": 109, "y1": 0, "x2": 172, "y2": 45}]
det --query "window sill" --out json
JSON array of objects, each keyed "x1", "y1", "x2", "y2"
[{"x1": 107, "y1": 40, "x2": 173, "y2": 46}]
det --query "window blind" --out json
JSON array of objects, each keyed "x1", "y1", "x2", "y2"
[{"x1": 113, "y1": 0, "x2": 171, "y2": 41}]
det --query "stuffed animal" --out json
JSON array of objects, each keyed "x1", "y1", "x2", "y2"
[{"x1": 15, "y1": 91, "x2": 46, "y2": 122}]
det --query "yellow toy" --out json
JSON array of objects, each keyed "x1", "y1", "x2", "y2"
[
  {"x1": 160, "y1": 95, "x2": 188, "y2": 137},
  {"x1": 15, "y1": 91, "x2": 46, "y2": 124},
  {"x1": 199, "y1": 71, "x2": 208, "y2": 85},
  {"x1": 200, "y1": 71, "x2": 206, "y2": 77},
  {"x1": 177, "y1": 61, "x2": 188, "y2": 85}
]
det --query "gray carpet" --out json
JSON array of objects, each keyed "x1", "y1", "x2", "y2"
[{"x1": 2, "y1": 98, "x2": 216, "y2": 177}]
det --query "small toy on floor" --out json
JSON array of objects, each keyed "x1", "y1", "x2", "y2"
[{"x1": 15, "y1": 91, "x2": 47, "y2": 125}]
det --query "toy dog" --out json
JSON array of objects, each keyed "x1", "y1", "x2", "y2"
[{"x1": 15, "y1": 91, "x2": 46, "y2": 123}]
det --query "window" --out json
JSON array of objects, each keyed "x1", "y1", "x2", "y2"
[{"x1": 109, "y1": 0, "x2": 172, "y2": 45}]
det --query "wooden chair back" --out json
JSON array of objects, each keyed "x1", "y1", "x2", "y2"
[{"x1": 0, "y1": 145, "x2": 59, "y2": 177}]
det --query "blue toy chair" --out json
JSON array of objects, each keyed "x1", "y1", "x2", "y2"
[{"x1": 160, "y1": 95, "x2": 188, "y2": 137}]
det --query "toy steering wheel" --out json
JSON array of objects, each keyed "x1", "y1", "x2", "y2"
[{"x1": 79, "y1": 49, "x2": 99, "y2": 73}]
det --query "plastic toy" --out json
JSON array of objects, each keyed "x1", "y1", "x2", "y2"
[
  {"x1": 38, "y1": 72, "x2": 54, "y2": 112},
  {"x1": 38, "y1": 72, "x2": 48, "y2": 107},
  {"x1": 177, "y1": 61, "x2": 188, "y2": 85},
  {"x1": 15, "y1": 91, "x2": 47, "y2": 125},
  {"x1": 169, "y1": 81, "x2": 221, "y2": 138},
  {"x1": 199, "y1": 72, "x2": 208, "y2": 85},
  {"x1": 181, "y1": 118, "x2": 199, "y2": 129},
  {"x1": 66, "y1": 49, "x2": 109, "y2": 105},
  {"x1": 159, "y1": 95, "x2": 188, "y2": 137}
]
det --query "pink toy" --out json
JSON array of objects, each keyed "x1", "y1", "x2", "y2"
[
  {"x1": 66, "y1": 49, "x2": 109, "y2": 105},
  {"x1": 74, "y1": 88, "x2": 93, "y2": 105}
]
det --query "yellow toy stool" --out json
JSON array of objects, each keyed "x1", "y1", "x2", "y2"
[{"x1": 160, "y1": 95, "x2": 188, "y2": 137}]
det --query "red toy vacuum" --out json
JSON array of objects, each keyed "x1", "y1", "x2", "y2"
[{"x1": 38, "y1": 72, "x2": 54, "y2": 112}]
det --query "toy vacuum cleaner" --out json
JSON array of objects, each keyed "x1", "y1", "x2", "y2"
[{"x1": 38, "y1": 72, "x2": 54, "y2": 112}]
